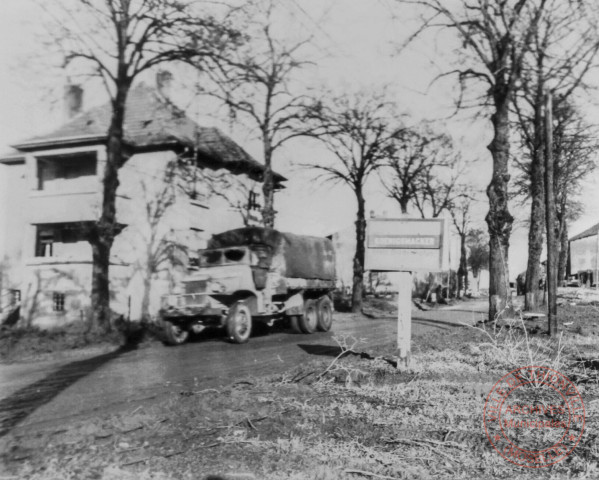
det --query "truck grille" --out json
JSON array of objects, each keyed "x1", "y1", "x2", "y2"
[
  {"x1": 184, "y1": 280, "x2": 207, "y2": 294},
  {"x1": 180, "y1": 293, "x2": 208, "y2": 307}
]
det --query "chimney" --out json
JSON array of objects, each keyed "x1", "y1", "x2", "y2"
[
  {"x1": 156, "y1": 70, "x2": 173, "y2": 100},
  {"x1": 64, "y1": 84, "x2": 83, "y2": 120}
]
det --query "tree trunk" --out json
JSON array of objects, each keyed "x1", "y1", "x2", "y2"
[
  {"x1": 140, "y1": 269, "x2": 153, "y2": 321},
  {"x1": 399, "y1": 199, "x2": 409, "y2": 215},
  {"x1": 89, "y1": 78, "x2": 130, "y2": 332},
  {"x1": 457, "y1": 233, "x2": 467, "y2": 298},
  {"x1": 556, "y1": 181, "x2": 569, "y2": 286},
  {"x1": 90, "y1": 237, "x2": 112, "y2": 331},
  {"x1": 525, "y1": 89, "x2": 545, "y2": 311},
  {"x1": 558, "y1": 221, "x2": 568, "y2": 284},
  {"x1": 464, "y1": 256, "x2": 469, "y2": 293},
  {"x1": 352, "y1": 185, "x2": 366, "y2": 312},
  {"x1": 262, "y1": 138, "x2": 275, "y2": 228},
  {"x1": 544, "y1": 93, "x2": 558, "y2": 335},
  {"x1": 485, "y1": 94, "x2": 514, "y2": 321},
  {"x1": 525, "y1": 195, "x2": 544, "y2": 310}
]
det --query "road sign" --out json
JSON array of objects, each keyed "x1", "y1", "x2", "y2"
[
  {"x1": 364, "y1": 218, "x2": 449, "y2": 367},
  {"x1": 364, "y1": 218, "x2": 449, "y2": 272}
]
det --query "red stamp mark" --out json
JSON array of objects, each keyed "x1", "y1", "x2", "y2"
[{"x1": 483, "y1": 366, "x2": 585, "y2": 468}]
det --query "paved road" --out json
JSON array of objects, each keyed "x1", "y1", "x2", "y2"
[{"x1": 0, "y1": 299, "x2": 488, "y2": 436}]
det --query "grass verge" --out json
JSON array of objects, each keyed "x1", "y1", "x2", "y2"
[{"x1": 2, "y1": 312, "x2": 599, "y2": 480}]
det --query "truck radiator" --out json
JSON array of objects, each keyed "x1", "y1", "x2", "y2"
[
  {"x1": 180, "y1": 293, "x2": 208, "y2": 307},
  {"x1": 184, "y1": 280, "x2": 207, "y2": 294}
]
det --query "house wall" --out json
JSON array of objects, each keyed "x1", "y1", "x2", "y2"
[
  {"x1": 113, "y1": 151, "x2": 258, "y2": 321},
  {"x1": 0, "y1": 160, "x2": 29, "y2": 288},
  {"x1": 2, "y1": 147, "x2": 257, "y2": 327},
  {"x1": 569, "y1": 235, "x2": 599, "y2": 285}
]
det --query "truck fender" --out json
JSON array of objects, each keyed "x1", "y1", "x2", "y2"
[
  {"x1": 284, "y1": 291, "x2": 304, "y2": 316},
  {"x1": 229, "y1": 291, "x2": 260, "y2": 316}
]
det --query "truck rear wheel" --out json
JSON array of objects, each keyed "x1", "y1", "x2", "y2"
[
  {"x1": 298, "y1": 299, "x2": 318, "y2": 333},
  {"x1": 317, "y1": 296, "x2": 333, "y2": 332},
  {"x1": 162, "y1": 320, "x2": 189, "y2": 346},
  {"x1": 226, "y1": 302, "x2": 252, "y2": 344}
]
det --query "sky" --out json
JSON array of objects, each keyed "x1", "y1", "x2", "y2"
[{"x1": 2, "y1": 0, "x2": 599, "y2": 279}]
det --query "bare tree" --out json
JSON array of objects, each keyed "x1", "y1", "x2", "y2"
[
  {"x1": 176, "y1": 158, "x2": 260, "y2": 227},
  {"x1": 302, "y1": 92, "x2": 402, "y2": 312},
  {"x1": 553, "y1": 102, "x2": 597, "y2": 282},
  {"x1": 511, "y1": 0, "x2": 599, "y2": 310},
  {"x1": 198, "y1": 0, "x2": 312, "y2": 228},
  {"x1": 402, "y1": 0, "x2": 548, "y2": 320},
  {"x1": 412, "y1": 150, "x2": 468, "y2": 219},
  {"x1": 513, "y1": 101, "x2": 597, "y2": 291},
  {"x1": 467, "y1": 228, "x2": 489, "y2": 292},
  {"x1": 41, "y1": 0, "x2": 242, "y2": 331},
  {"x1": 381, "y1": 126, "x2": 456, "y2": 217},
  {"x1": 450, "y1": 192, "x2": 475, "y2": 297}
]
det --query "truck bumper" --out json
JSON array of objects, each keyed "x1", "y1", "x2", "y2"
[
  {"x1": 161, "y1": 305, "x2": 225, "y2": 319},
  {"x1": 160, "y1": 293, "x2": 227, "y2": 322}
]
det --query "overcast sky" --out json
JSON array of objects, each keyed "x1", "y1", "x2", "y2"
[{"x1": 2, "y1": 0, "x2": 599, "y2": 278}]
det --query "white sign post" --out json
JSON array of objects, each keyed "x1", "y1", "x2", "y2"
[
  {"x1": 396, "y1": 270, "x2": 412, "y2": 363},
  {"x1": 364, "y1": 218, "x2": 449, "y2": 367}
]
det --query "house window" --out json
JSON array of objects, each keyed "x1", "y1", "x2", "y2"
[
  {"x1": 37, "y1": 152, "x2": 97, "y2": 191},
  {"x1": 35, "y1": 223, "x2": 91, "y2": 257},
  {"x1": 52, "y1": 292, "x2": 65, "y2": 312},
  {"x1": 36, "y1": 228, "x2": 54, "y2": 257}
]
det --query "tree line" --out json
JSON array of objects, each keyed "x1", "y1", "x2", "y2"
[
  {"x1": 37, "y1": 0, "x2": 599, "y2": 329},
  {"x1": 403, "y1": 0, "x2": 599, "y2": 326}
]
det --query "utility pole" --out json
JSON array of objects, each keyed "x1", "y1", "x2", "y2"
[{"x1": 544, "y1": 92, "x2": 558, "y2": 335}]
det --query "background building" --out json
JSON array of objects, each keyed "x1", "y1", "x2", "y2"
[
  {"x1": 0, "y1": 80, "x2": 284, "y2": 327},
  {"x1": 568, "y1": 222, "x2": 599, "y2": 286}
]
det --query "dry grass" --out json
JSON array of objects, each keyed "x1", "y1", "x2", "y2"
[
  {"x1": 2, "y1": 308, "x2": 599, "y2": 479},
  {"x1": 0, "y1": 320, "x2": 156, "y2": 363}
]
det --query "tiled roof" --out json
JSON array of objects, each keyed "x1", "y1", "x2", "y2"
[
  {"x1": 10, "y1": 83, "x2": 285, "y2": 183},
  {"x1": 570, "y1": 222, "x2": 599, "y2": 242}
]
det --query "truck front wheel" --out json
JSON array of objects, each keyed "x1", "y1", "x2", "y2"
[
  {"x1": 298, "y1": 299, "x2": 318, "y2": 333},
  {"x1": 317, "y1": 296, "x2": 333, "y2": 332},
  {"x1": 162, "y1": 320, "x2": 190, "y2": 346},
  {"x1": 226, "y1": 302, "x2": 252, "y2": 344}
]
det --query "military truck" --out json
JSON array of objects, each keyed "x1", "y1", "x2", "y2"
[{"x1": 159, "y1": 227, "x2": 336, "y2": 345}]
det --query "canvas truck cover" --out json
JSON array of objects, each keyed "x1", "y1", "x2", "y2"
[{"x1": 208, "y1": 227, "x2": 336, "y2": 281}]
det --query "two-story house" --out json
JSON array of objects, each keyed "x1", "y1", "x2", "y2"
[{"x1": 0, "y1": 80, "x2": 284, "y2": 327}]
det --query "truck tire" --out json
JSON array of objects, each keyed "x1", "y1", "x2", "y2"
[
  {"x1": 317, "y1": 296, "x2": 333, "y2": 332},
  {"x1": 226, "y1": 302, "x2": 252, "y2": 344},
  {"x1": 298, "y1": 299, "x2": 318, "y2": 333},
  {"x1": 162, "y1": 320, "x2": 189, "y2": 346}
]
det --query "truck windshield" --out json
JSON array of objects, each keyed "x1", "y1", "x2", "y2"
[
  {"x1": 202, "y1": 250, "x2": 222, "y2": 265},
  {"x1": 224, "y1": 248, "x2": 245, "y2": 262},
  {"x1": 200, "y1": 248, "x2": 247, "y2": 266}
]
